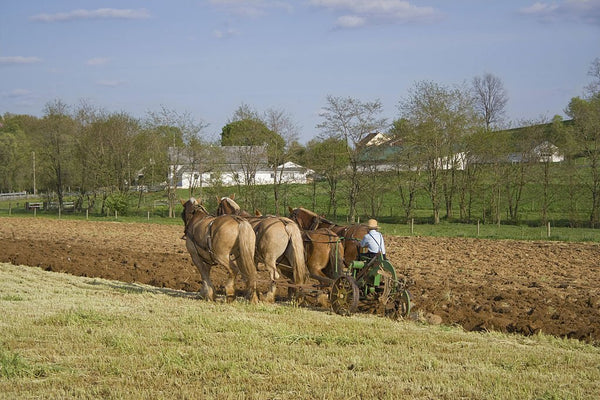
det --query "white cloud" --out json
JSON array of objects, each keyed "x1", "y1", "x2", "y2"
[
  {"x1": 86, "y1": 57, "x2": 110, "y2": 66},
  {"x1": 520, "y1": 0, "x2": 600, "y2": 25},
  {"x1": 0, "y1": 56, "x2": 42, "y2": 65},
  {"x1": 5, "y1": 89, "x2": 33, "y2": 98},
  {"x1": 1, "y1": 89, "x2": 37, "y2": 108},
  {"x1": 520, "y1": 2, "x2": 558, "y2": 15},
  {"x1": 96, "y1": 80, "x2": 126, "y2": 87},
  {"x1": 209, "y1": 0, "x2": 293, "y2": 17},
  {"x1": 213, "y1": 28, "x2": 239, "y2": 39},
  {"x1": 336, "y1": 15, "x2": 365, "y2": 28},
  {"x1": 309, "y1": 0, "x2": 441, "y2": 28},
  {"x1": 30, "y1": 8, "x2": 150, "y2": 22}
]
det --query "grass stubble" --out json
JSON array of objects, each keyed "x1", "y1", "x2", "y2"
[{"x1": 1, "y1": 262, "x2": 599, "y2": 399}]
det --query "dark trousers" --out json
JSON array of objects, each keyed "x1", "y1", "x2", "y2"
[{"x1": 364, "y1": 251, "x2": 387, "y2": 261}]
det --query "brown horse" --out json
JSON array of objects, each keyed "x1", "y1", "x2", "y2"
[
  {"x1": 301, "y1": 228, "x2": 345, "y2": 283},
  {"x1": 181, "y1": 198, "x2": 258, "y2": 303},
  {"x1": 288, "y1": 206, "x2": 369, "y2": 265},
  {"x1": 217, "y1": 196, "x2": 309, "y2": 302}
]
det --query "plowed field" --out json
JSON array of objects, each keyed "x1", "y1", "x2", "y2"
[{"x1": 1, "y1": 217, "x2": 599, "y2": 343}]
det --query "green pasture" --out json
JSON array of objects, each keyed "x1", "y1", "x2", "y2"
[
  {"x1": 1, "y1": 262, "x2": 599, "y2": 399},
  {"x1": 1, "y1": 165, "x2": 599, "y2": 243}
]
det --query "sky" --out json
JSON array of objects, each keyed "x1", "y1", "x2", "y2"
[{"x1": 1, "y1": 0, "x2": 599, "y2": 144}]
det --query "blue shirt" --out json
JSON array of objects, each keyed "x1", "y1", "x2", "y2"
[{"x1": 360, "y1": 229, "x2": 386, "y2": 255}]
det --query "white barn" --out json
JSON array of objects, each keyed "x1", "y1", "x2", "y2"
[{"x1": 170, "y1": 146, "x2": 313, "y2": 189}]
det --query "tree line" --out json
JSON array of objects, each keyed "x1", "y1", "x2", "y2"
[{"x1": 1, "y1": 60, "x2": 599, "y2": 226}]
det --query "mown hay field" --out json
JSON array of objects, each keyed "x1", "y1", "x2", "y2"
[{"x1": 1, "y1": 262, "x2": 599, "y2": 399}]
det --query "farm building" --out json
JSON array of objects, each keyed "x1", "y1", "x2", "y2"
[
  {"x1": 508, "y1": 141, "x2": 564, "y2": 163},
  {"x1": 169, "y1": 145, "x2": 313, "y2": 189}
]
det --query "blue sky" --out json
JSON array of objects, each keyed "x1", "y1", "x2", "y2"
[{"x1": 1, "y1": 0, "x2": 599, "y2": 143}]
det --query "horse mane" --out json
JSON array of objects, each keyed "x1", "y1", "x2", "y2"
[
  {"x1": 298, "y1": 207, "x2": 337, "y2": 226},
  {"x1": 221, "y1": 197, "x2": 240, "y2": 212}
]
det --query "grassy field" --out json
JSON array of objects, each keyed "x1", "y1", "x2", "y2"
[
  {"x1": 2, "y1": 177, "x2": 600, "y2": 243},
  {"x1": 1, "y1": 262, "x2": 599, "y2": 399}
]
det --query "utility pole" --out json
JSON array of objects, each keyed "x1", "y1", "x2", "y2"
[{"x1": 32, "y1": 151, "x2": 37, "y2": 195}]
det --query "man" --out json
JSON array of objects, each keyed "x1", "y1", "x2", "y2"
[{"x1": 359, "y1": 219, "x2": 387, "y2": 260}]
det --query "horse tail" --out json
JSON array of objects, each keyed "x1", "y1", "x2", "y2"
[
  {"x1": 285, "y1": 222, "x2": 309, "y2": 284},
  {"x1": 237, "y1": 220, "x2": 257, "y2": 283}
]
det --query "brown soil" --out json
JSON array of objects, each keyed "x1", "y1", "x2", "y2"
[{"x1": 1, "y1": 217, "x2": 599, "y2": 343}]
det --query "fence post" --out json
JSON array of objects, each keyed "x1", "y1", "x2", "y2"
[
  {"x1": 147, "y1": 211, "x2": 150, "y2": 221},
  {"x1": 547, "y1": 222, "x2": 551, "y2": 238},
  {"x1": 8, "y1": 203, "x2": 11, "y2": 216},
  {"x1": 115, "y1": 210, "x2": 118, "y2": 220},
  {"x1": 410, "y1": 218, "x2": 414, "y2": 235},
  {"x1": 477, "y1": 219, "x2": 480, "y2": 237},
  {"x1": 86, "y1": 209, "x2": 89, "y2": 220},
  {"x1": 34, "y1": 208, "x2": 37, "y2": 218}
]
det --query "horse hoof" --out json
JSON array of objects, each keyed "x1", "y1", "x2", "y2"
[
  {"x1": 264, "y1": 293, "x2": 276, "y2": 303},
  {"x1": 226, "y1": 295, "x2": 236, "y2": 303}
]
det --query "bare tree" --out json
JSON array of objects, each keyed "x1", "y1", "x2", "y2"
[
  {"x1": 472, "y1": 73, "x2": 508, "y2": 131},
  {"x1": 263, "y1": 108, "x2": 299, "y2": 215},
  {"x1": 228, "y1": 103, "x2": 261, "y2": 123},
  {"x1": 585, "y1": 57, "x2": 600, "y2": 98},
  {"x1": 146, "y1": 106, "x2": 208, "y2": 217}
]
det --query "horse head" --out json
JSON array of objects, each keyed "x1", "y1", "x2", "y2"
[
  {"x1": 181, "y1": 197, "x2": 209, "y2": 227},
  {"x1": 216, "y1": 195, "x2": 241, "y2": 216},
  {"x1": 289, "y1": 207, "x2": 322, "y2": 230}
]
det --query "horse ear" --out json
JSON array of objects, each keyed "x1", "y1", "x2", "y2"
[
  {"x1": 215, "y1": 196, "x2": 220, "y2": 204},
  {"x1": 254, "y1": 209, "x2": 262, "y2": 216},
  {"x1": 230, "y1": 193, "x2": 235, "y2": 200},
  {"x1": 180, "y1": 199, "x2": 186, "y2": 206},
  {"x1": 288, "y1": 206, "x2": 293, "y2": 213}
]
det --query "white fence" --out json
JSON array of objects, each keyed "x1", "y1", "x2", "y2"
[{"x1": 0, "y1": 191, "x2": 28, "y2": 200}]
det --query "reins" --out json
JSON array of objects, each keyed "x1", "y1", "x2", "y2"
[{"x1": 184, "y1": 203, "x2": 244, "y2": 266}]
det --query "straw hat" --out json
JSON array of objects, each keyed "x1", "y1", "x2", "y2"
[{"x1": 367, "y1": 219, "x2": 378, "y2": 229}]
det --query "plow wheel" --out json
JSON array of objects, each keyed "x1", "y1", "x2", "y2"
[
  {"x1": 385, "y1": 289, "x2": 411, "y2": 320},
  {"x1": 330, "y1": 275, "x2": 359, "y2": 316}
]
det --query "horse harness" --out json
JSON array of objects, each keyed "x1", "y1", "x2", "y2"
[{"x1": 183, "y1": 207, "x2": 246, "y2": 266}]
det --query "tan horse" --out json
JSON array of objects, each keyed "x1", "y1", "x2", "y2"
[
  {"x1": 217, "y1": 196, "x2": 309, "y2": 302},
  {"x1": 181, "y1": 198, "x2": 258, "y2": 303},
  {"x1": 288, "y1": 206, "x2": 369, "y2": 265},
  {"x1": 232, "y1": 202, "x2": 344, "y2": 283}
]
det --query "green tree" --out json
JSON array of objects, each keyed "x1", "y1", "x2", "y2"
[
  {"x1": 398, "y1": 81, "x2": 478, "y2": 224},
  {"x1": 304, "y1": 137, "x2": 348, "y2": 216},
  {"x1": 0, "y1": 114, "x2": 34, "y2": 192},
  {"x1": 37, "y1": 100, "x2": 77, "y2": 208},
  {"x1": 459, "y1": 127, "x2": 489, "y2": 222},
  {"x1": 566, "y1": 95, "x2": 600, "y2": 226},
  {"x1": 317, "y1": 95, "x2": 387, "y2": 222},
  {"x1": 221, "y1": 105, "x2": 287, "y2": 211},
  {"x1": 388, "y1": 118, "x2": 425, "y2": 220}
]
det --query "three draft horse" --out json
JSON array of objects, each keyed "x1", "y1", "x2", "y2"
[{"x1": 181, "y1": 198, "x2": 259, "y2": 303}]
